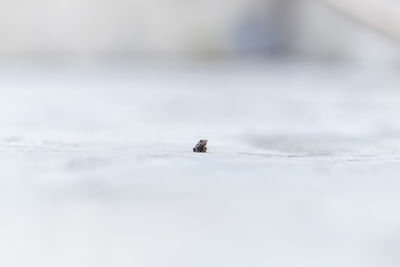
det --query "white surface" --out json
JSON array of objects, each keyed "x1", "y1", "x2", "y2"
[{"x1": 1, "y1": 61, "x2": 400, "y2": 267}]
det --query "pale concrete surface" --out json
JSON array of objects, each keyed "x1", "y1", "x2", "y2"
[{"x1": 1, "y1": 61, "x2": 400, "y2": 267}]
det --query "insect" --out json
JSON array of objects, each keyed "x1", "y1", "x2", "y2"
[{"x1": 193, "y1": 139, "x2": 208, "y2": 153}]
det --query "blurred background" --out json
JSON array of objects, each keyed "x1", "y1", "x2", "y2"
[
  {"x1": 1, "y1": 0, "x2": 400, "y2": 64},
  {"x1": 2, "y1": 1, "x2": 400, "y2": 267}
]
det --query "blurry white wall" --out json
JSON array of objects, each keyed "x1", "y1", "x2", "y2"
[
  {"x1": 0, "y1": 0, "x2": 399, "y2": 64},
  {"x1": 295, "y1": 0, "x2": 400, "y2": 64}
]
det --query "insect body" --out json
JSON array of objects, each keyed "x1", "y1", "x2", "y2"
[{"x1": 193, "y1": 139, "x2": 208, "y2": 153}]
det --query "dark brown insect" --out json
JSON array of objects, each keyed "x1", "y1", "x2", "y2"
[{"x1": 193, "y1": 139, "x2": 208, "y2": 153}]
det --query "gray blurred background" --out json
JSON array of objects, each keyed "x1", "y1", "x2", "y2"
[{"x1": 1, "y1": 0, "x2": 399, "y2": 64}]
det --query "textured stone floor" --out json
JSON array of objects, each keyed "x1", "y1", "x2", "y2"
[{"x1": 1, "y1": 61, "x2": 400, "y2": 267}]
